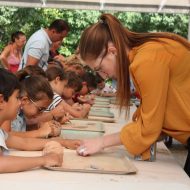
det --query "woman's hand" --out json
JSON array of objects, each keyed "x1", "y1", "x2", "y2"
[{"x1": 76, "y1": 138, "x2": 104, "y2": 156}]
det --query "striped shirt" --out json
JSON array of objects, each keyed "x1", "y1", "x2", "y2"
[{"x1": 46, "y1": 93, "x2": 62, "y2": 111}]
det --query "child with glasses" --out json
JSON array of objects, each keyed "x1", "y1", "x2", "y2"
[{"x1": 0, "y1": 68, "x2": 81, "y2": 173}]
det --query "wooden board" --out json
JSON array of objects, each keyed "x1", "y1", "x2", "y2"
[
  {"x1": 90, "y1": 107, "x2": 110, "y2": 112},
  {"x1": 62, "y1": 120, "x2": 104, "y2": 132},
  {"x1": 88, "y1": 110, "x2": 114, "y2": 118},
  {"x1": 93, "y1": 101, "x2": 110, "y2": 105},
  {"x1": 89, "y1": 107, "x2": 114, "y2": 118},
  {"x1": 94, "y1": 97, "x2": 111, "y2": 103},
  {"x1": 92, "y1": 104, "x2": 111, "y2": 108},
  {"x1": 45, "y1": 148, "x2": 137, "y2": 175},
  {"x1": 87, "y1": 115, "x2": 116, "y2": 123},
  {"x1": 61, "y1": 120, "x2": 105, "y2": 139}
]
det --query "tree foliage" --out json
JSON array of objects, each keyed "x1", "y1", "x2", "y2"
[{"x1": 0, "y1": 7, "x2": 189, "y2": 56}]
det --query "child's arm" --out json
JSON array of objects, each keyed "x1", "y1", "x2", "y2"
[
  {"x1": 9, "y1": 126, "x2": 51, "y2": 138},
  {"x1": 8, "y1": 121, "x2": 57, "y2": 138},
  {"x1": 61, "y1": 101, "x2": 91, "y2": 118},
  {"x1": 6, "y1": 134, "x2": 81, "y2": 150},
  {"x1": 26, "y1": 103, "x2": 66, "y2": 124},
  {"x1": 4, "y1": 120, "x2": 60, "y2": 138},
  {"x1": 0, "y1": 153, "x2": 61, "y2": 173}
]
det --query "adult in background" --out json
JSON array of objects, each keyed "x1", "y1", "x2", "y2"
[
  {"x1": 76, "y1": 13, "x2": 190, "y2": 176},
  {"x1": 0, "y1": 31, "x2": 26, "y2": 73},
  {"x1": 19, "y1": 19, "x2": 69, "y2": 70}
]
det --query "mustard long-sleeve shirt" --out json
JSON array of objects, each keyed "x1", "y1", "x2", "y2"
[{"x1": 120, "y1": 38, "x2": 190, "y2": 160}]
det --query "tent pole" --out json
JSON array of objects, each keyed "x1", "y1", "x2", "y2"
[{"x1": 188, "y1": 15, "x2": 190, "y2": 41}]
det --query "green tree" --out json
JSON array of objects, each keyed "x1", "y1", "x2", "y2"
[{"x1": 0, "y1": 7, "x2": 189, "y2": 56}]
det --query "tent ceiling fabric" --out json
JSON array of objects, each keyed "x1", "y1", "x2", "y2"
[{"x1": 0, "y1": 0, "x2": 190, "y2": 13}]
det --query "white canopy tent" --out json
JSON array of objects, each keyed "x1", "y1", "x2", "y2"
[
  {"x1": 0, "y1": 0, "x2": 189, "y2": 14},
  {"x1": 0, "y1": 0, "x2": 190, "y2": 39}
]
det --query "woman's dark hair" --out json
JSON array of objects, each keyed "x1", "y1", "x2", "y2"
[
  {"x1": 49, "y1": 19, "x2": 70, "y2": 33},
  {"x1": 46, "y1": 66, "x2": 66, "y2": 81},
  {"x1": 0, "y1": 68, "x2": 20, "y2": 101},
  {"x1": 11, "y1": 31, "x2": 25, "y2": 43},
  {"x1": 16, "y1": 65, "x2": 47, "y2": 80},
  {"x1": 18, "y1": 73, "x2": 53, "y2": 102},
  {"x1": 65, "y1": 71, "x2": 82, "y2": 92}
]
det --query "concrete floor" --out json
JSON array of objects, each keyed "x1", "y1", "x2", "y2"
[{"x1": 166, "y1": 139, "x2": 188, "y2": 168}]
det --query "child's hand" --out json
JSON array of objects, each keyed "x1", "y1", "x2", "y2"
[
  {"x1": 60, "y1": 139, "x2": 82, "y2": 150},
  {"x1": 72, "y1": 103, "x2": 83, "y2": 111},
  {"x1": 89, "y1": 94, "x2": 95, "y2": 100},
  {"x1": 43, "y1": 153, "x2": 63, "y2": 167},
  {"x1": 83, "y1": 103, "x2": 91, "y2": 111},
  {"x1": 39, "y1": 121, "x2": 61, "y2": 138},
  {"x1": 43, "y1": 141, "x2": 63, "y2": 167},
  {"x1": 38, "y1": 122, "x2": 52, "y2": 138},
  {"x1": 48, "y1": 120, "x2": 61, "y2": 137},
  {"x1": 58, "y1": 114, "x2": 73, "y2": 124},
  {"x1": 50, "y1": 104, "x2": 65, "y2": 119}
]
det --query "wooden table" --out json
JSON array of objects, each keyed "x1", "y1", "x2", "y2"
[{"x1": 1, "y1": 105, "x2": 190, "y2": 190}]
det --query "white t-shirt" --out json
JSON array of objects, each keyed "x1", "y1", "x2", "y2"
[
  {"x1": 19, "y1": 28, "x2": 52, "y2": 70},
  {"x1": 0, "y1": 129, "x2": 9, "y2": 153}
]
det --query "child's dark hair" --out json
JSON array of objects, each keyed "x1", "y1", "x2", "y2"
[
  {"x1": 82, "y1": 71, "x2": 98, "y2": 90},
  {"x1": 95, "y1": 72, "x2": 104, "y2": 84},
  {"x1": 16, "y1": 65, "x2": 47, "y2": 80},
  {"x1": 46, "y1": 66, "x2": 66, "y2": 81},
  {"x1": 65, "y1": 71, "x2": 82, "y2": 92},
  {"x1": 11, "y1": 31, "x2": 25, "y2": 43},
  {"x1": 18, "y1": 73, "x2": 53, "y2": 102},
  {"x1": 0, "y1": 68, "x2": 20, "y2": 101}
]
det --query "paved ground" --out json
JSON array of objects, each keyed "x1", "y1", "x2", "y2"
[{"x1": 166, "y1": 139, "x2": 188, "y2": 168}]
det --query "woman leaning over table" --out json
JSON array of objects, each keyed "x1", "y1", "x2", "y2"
[{"x1": 76, "y1": 13, "x2": 190, "y2": 177}]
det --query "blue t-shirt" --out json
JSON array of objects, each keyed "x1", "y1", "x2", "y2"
[{"x1": 11, "y1": 111, "x2": 26, "y2": 132}]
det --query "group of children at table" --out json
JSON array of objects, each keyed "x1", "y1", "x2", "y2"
[{"x1": 0, "y1": 54, "x2": 117, "y2": 173}]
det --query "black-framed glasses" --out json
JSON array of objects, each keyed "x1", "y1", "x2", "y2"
[
  {"x1": 29, "y1": 98, "x2": 46, "y2": 113},
  {"x1": 93, "y1": 57, "x2": 109, "y2": 80},
  {"x1": 94, "y1": 57, "x2": 104, "y2": 72}
]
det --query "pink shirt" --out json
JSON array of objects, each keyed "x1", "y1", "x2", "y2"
[{"x1": 7, "y1": 45, "x2": 21, "y2": 73}]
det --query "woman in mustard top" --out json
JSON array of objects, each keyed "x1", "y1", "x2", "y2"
[{"x1": 76, "y1": 13, "x2": 190, "y2": 176}]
